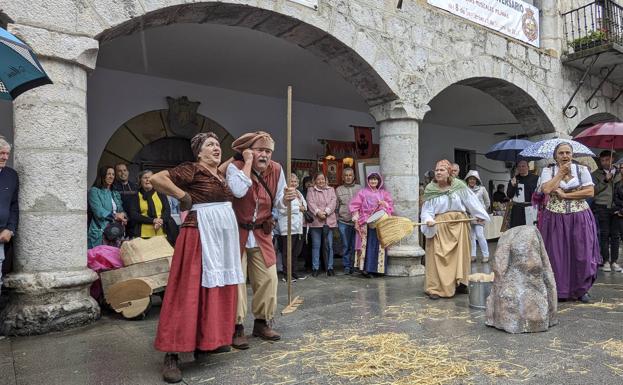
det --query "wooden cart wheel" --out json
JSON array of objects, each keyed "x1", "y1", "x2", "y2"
[
  {"x1": 123, "y1": 296, "x2": 152, "y2": 320},
  {"x1": 106, "y1": 278, "x2": 153, "y2": 319}
]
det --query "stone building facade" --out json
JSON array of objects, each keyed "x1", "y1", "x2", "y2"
[{"x1": 1, "y1": 0, "x2": 622, "y2": 334}]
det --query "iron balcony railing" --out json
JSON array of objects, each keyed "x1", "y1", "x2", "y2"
[{"x1": 563, "y1": 0, "x2": 623, "y2": 53}]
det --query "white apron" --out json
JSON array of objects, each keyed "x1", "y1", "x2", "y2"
[{"x1": 193, "y1": 202, "x2": 245, "y2": 288}]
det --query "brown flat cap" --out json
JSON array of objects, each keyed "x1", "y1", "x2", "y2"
[{"x1": 232, "y1": 131, "x2": 274, "y2": 152}]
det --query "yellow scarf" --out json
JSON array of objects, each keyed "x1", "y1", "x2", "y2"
[{"x1": 139, "y1": 192, "x2": 164, "y2": 238}]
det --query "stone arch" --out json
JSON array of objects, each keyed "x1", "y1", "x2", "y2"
[
  {"x1": 97, "y1": 109, "x2": 234, "y2": 178},
  {"x1": 94, "y1": 1, "x2": 398, "y2": 107},
  {"x1": 422, "y1": 57, "x2": 558, "y2": 135}
]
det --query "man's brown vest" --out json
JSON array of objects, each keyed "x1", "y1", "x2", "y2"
[{"x1": 232, "y1": 160, "x2": 281, "y2": 267}]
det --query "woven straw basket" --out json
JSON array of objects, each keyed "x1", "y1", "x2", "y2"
[{"x1": 376, "y1": 216, "x2": 415, "y2": 248}]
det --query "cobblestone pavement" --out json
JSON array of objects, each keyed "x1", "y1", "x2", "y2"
[{"x1": 2, "y1": 257, "x2": 623, "y2": 385}]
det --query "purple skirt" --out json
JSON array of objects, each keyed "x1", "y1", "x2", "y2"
[{"x1": 538, "y1": 208, "x2": 600, "y2": 299}]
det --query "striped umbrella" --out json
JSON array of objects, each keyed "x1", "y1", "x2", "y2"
[{"x1": 0, "y1": 27, "x2": 52, "y2": 100}]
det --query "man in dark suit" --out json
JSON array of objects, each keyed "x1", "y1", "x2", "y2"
[{"x1": 0, "y1": 137, "x2": 18, "y2": 294}]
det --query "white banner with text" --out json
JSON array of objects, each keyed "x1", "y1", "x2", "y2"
[{"x1": 428, "y1": 0, "x2": 540, "y2": 47}]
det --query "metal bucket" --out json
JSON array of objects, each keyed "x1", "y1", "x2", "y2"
[{"x1": 468, "y1": 280, "x2": 492, "y2": 310}]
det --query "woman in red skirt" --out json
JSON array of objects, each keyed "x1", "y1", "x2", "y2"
[{"x1": 150, "y1": 132, "x2": 246, "y2": 383}]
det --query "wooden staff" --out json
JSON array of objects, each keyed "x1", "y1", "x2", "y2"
[
  {"x1": 286, "y1": 86, "x2": 293, "y2": 304},
  {"x1": 282, "y1": 86, "x2": 303, "y2": 314}
]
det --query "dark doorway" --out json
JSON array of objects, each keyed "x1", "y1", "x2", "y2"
[
  {"x1": 454, "y1": 148, "x2": 475, "y2": 179},
  {"x1": 131, "y1": 137, "x2": 194, "y2": 176}
]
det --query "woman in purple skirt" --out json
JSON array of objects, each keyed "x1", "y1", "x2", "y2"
[{"x1": 538, "y1": 142, "x2": 600, "y2": 303}]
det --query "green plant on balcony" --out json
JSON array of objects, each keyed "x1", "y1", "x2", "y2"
[{"x1": 570, "y1": 30, "x2": 607, "y2": 51}]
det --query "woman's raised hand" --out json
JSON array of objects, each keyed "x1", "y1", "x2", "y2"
[{"x1": 559, "y1": 162, "x2": 571, "y2": 176}]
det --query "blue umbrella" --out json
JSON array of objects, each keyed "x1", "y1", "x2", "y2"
[
  {"x1": 485, "y1": 139, "x2": 534, "y2": 161},
  {"x1": 519, "y1": 138, "x2": 595, "y2": 160},
  {"x1": 0, "y1": 27, "x2": 52, "y2": 100}
]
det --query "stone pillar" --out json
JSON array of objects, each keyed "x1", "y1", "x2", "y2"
[
  {"x1": 1, "y1": 25, "x2": 100, "y2": 335},
  {"x1": 370, "y1": 101, "x2": 426, "y2": 276},
  {"x1": 537, "y1": 0, "x2": 562, "y2": 55}
]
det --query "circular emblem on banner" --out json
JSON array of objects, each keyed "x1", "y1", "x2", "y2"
[{"x1": 522, "y1": 9, "x2": 538, "y2": 42}]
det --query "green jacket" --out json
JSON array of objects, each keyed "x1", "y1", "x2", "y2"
[
  {"x1": 88, "y1": 187, "x2": 124, "y2": 248},
  {"x1": 592, "y1": 169, "x2": 621, "y2": 208}
]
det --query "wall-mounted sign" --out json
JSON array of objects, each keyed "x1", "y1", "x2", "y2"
[
  {"x1": 428, "y1": 0, "x2": 540, "y2": 47},
  {"x1": 289, "y1": 0, "x2": 318, "y2": 10}
]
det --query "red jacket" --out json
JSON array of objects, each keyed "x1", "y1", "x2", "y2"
[{"x1": 232, "y1": 160, "x2": 281, "y2": 267}]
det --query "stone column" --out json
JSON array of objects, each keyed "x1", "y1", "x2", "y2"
[
  {"x1": 537, "y1": 0, "x2": 562, "y2": 55},
  {"x1": 370, "y1": 101, "x2": 426, "y2": 276},
  {"x1": 1, "y1": 25, "x2": 100, "y2": 335}
]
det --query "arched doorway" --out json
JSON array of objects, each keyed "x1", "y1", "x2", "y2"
[
  {"x1": 95, "y1": 3, "x2": 397, "y2": 107},
  {"x1": 421, "y1": 77, "x2": 556, "y2": 242},
  {"x1": 96, "y1": 107, "x2": 234, "y2": 182},
  {"x1": 422, "y1": 77, "x2": 555, "y2": 179},
  {"x1": 87, "y1": 3, "x2": 398, "y2": 181}
]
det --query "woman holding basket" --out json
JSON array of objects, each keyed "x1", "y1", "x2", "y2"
[
  {"x1": 349, "y1": 173, "x2": 395, "y2": 277},
  {"x1": 420, "y1": 160, "x2": 489, "y2": 299}
]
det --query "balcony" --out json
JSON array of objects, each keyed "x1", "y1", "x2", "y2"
[
  {"x1": 562, "y1": 0, "x2": 623, "y2": 117},
  {"x1": 563, "y1": 0, "x2": 623, "y2": 59}
]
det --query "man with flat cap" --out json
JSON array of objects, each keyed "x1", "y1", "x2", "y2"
[{"x1": 221, "y1": 131, "x2": 296, "y2": 349}]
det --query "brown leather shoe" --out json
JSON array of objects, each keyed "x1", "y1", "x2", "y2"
[
  {"x1": 232, "y1": 324, "x2": 249, "y2": 350},
  {"x1": 194, "y1": 345, "x2": 231, "y2": 361},
  {"x1": 252, "y1": 319, "x2": 281, "y2": 341},
  {"x1": 162, "y1": 353, "x2": 182, "y2": 383}
]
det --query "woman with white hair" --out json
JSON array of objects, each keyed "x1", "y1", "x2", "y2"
[{"x1": 464, "y1": 170, "x2": 490, "y2": 263}]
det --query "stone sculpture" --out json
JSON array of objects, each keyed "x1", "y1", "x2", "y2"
[{"x1": 486, "y1": 225, "x2": 558, "y2": 333}]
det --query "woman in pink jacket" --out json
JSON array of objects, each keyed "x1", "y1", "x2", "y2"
[
  {"x1": 349, "y1": 173, "x2": 394, "y2": 277},
  {"x1": 306, "y1": 173, "x2": 338, "y2": 277}
]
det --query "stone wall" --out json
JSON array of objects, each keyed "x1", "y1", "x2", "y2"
[{"x1": 3, "y1": 0, "x2": 623, "y2": 128}]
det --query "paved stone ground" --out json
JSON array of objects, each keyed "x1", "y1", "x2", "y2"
[{"x1": 2, "y1": 255, "x2": 623, "y2": 385}]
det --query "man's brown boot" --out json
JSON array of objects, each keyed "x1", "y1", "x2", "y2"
[
  {"x1": 162, "y1": 353, "x2": 182, "y2": 383},
  {"x1": 232, "y1": 324, "x2": 249, "y2": 350},
  {"x1": 252, "y1": 319, "x2": 281, "y2": 341}
]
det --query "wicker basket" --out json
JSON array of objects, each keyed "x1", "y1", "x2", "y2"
[{"x1": 376, "y1": 216, "x2": 415, "y2": 248}]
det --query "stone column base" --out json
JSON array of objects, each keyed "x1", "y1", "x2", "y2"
[
  {"x1": 1, "y1": 269, "x2": 100, "y2": 336},
  {"x1": 385, "y1": 244, "x2": 425, "y2": 277}
]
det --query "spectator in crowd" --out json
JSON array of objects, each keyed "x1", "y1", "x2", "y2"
[
  {"x1": 300, "y1": 175, "x2": 313, "y2": 197},
  {"x1": 112, "y1": 162, "x2": 138, "y2": 195},
  {"x1": 451, "y1": 163, "x2": 460, "y2": 178},
  {"x1": 538, "y1": 143, "x2": 600, "y2": 302},
  {"x1": 492, "y1": 184, "x2": 509, "y2": 203},
  {"x1": 300, "y1": 175, "x2": 314, "y2": 272},
  {"x1": 127, "y1": 170, "x2": 179, "y2": 245},
  {"x1": 507, "y1": 159, "x2": 539, "y2": 227},
  {"x1": 420, "y1": 160, "x2": 489, "y2": 299},
  {"x1": 276, "y1": 173, "x2": 307, "y2": 281},
  {"x1": 349, "y1": 173, "x2": 394, "y2": 277},
  {"x1": 0, "y1": 137, "x2": 18, "y2": 294},
  {"x1": 88, "y1": 166, "x2": 128, "y2": 248},
  {"x1": 306, "y1": 173, "x2": 338, "y2": 277},
  {"x1": 592, "y1": 150, "x2": 622, "y2": 272},
  {"x1": 112, "y1": 162, "x2": 138, "y2": 237},
  {"x1": 611, "y1": 162, "x2": 623, "y2": 273},
  {"x1": 150, "y1": 132, "x2": 244, "y2": 383},
  {"x1": 465, "y1": 170, "x2": 490, "y2": 263},
  {"x1": 335, "y1": 167, "x2": 361, "y2": 274}
]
